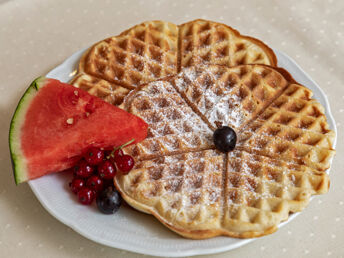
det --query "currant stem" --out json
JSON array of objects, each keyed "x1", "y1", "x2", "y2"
[{"x1": 107, "y1": 138, "x2": 135, "y2": 159}]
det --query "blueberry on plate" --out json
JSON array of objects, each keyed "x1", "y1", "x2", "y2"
[{"x1": 96, "y1": 186, "x2": 122, "y2": 214}]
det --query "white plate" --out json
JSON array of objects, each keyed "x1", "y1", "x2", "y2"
[{"x1": 28, "y1": 49, "x2": 337, "y2": 257}]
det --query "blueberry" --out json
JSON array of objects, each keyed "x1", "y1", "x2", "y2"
[
  {"x1": 213, "y1": 126, "x2": 237, "y2": 152},
  {"x1": 96, "y1": 186, "x2": 122, "y2": 214}
]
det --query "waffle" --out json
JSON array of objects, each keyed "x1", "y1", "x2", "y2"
[
  {"x1": 179, "y1": 19, "x2": 277, "y2": 68},
  {"x1": 78, "y1": 21, "x2": 178, "y2": 89},
  {"x1": 115, "y1": 149, "x2": 226, "y2": 237},
  {"x1": 122, "y1": 79, "x2": 214, "y2": 159},
  {"x1": 70, "y1": 73, "x2": 129, "y2": 106},
  {"x1": 221, "y1": 150, "x2": 329, "y2": 237},
  {"x1": 114, "y1": 64, "x2": 335, "y2": 239},
  {"x1": 171, "y1": 65, "x2": 288, "y2": 131},
  {"x1": 241, "y1": 83, "x2": 336, "y2": 171},
  {"x1": 71, "y1": 19, "x2": 276, "y2": 105}
]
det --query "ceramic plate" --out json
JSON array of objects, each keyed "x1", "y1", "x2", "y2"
[{"x1": 28, "y1": 48, "x2": 337, "y2": 257}]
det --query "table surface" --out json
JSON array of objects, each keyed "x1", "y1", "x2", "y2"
[{"x1": 1, "y1": 0, "x2": 343, "y2": 257}]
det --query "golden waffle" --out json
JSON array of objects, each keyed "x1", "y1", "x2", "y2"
[
  {"x1": 71, "y1": 19, "x2": 277, "y2": 105},
  {"x1": 242, "y1": 83, "x2": 336, "y2": 171},
  {"x1": 114, "y1": 64, "x2": 335, "y2": 239},
  {"x1": 115, "y1": 149, "x2": 226, "y2": 237},
  {"x1": 122, "y1": 79, "x2": 214, "y2": 159},
  {"x1": 171, "y1": 65, "x2": 288, "y2": 131},
  {"x1": 70, "y1": 73, "x2": 129, "y2": 106},
  {"x1": 222, "y1": 150, "x2": 329, "y2": 237},
  {"x1": 115, "y1": 149, "x2": 329, "y2": 238},
  {"x1": 179, "y1": 19, "x2": 277, "y2": 68},
  {"x1": 79, "y1": 21, "x2": 178, "y2": 89}
]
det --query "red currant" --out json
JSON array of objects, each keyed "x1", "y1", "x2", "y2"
[
  {"x1": 77, "y1": 187, "x2": 95, "y2": 205},
  {"x1": 86, "y1": 175, "x2": 104, "y2": 192},
  {"x1": 84, "y1": 147, "x2": 104, "y2": 165},
  {"x1": 98, "y1": 160, "x2": 116, "y2": 179},
  {"x1": 114, "y1": 149, "x2": 124, "y2": 160},
  {"x1": 69, "y1": 178, "x2": 85, "y2": 194},
  {"x1": 115, "y1": 155, "x2": 135, "y2": 174},
  {"x1": 74, "y1": 159, "x2": 94, "y2": 178},
  {"x1": 113, "y1": 149, "x2": 124, "y2": 162}
]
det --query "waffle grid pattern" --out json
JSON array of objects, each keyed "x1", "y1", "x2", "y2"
[
  {"x1": 172, "y1": 65, "x2": 288, "y2": 130},
  {"x1": 179, "y1": 19, "x2": 274, "y2": 68},
  {"x1": 71, "y1": 19, "x2": 276, "y2": 105},
  {"x1": 119, "y1": 150, "x2": 225, "y2": 229},
  {"x1": 70, "y1": 73, "x2": 129, "y2": 106},
  {"x1": 114, "y1": 64, "x2": 334, "y2": 239},
  {"x1": 223, "y1": 150, "x2": 329, "y2": 231},
  {"x1": 80, "y1": 21, "x2": 178, "y2": 89},
  {"x1": 242, "y1": 83, "x2": 335, "y2": 171},
  {"x1": 123, "y1": 80, "x2": 214, "y2": 159}
]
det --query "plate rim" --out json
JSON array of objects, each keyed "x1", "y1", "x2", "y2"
[{"x1": 28, "y1": 48, "x2": 337, "y2": 257}]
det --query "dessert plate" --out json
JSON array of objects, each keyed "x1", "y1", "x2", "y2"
[{"x1": 28, "y1": 48, "x2": 337, "y2": 257}]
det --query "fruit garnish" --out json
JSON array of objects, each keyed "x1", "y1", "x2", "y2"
[
  {"x1": 77, "y1": 187, "x2": 95, "y2": 205},
  {"x1": 113, "y1": 149, "x2": 124, "y2": 162},
  {"x1": 9, "y1": 77, "x2": 148, "y2": 184},
  {"x1": 86, "y1": 175, "x2": 104, "y2": 192},
  {"x1": 74, "y1": 159, "x2": 94, "y2": 178},
  {"x1": 213, "y1": 126, "x2": 237, "y2": 152},
  {"x1": 66, "y1": 139, "x2": 136, "y2": 208},
  {"x1": 69, "y1": 178, "x2": 85, "y2": 194},
  {"x1": 84, "y1": 147, "x2": 104, "y2": 165},
  {"x1": 96, "y1": 186, "x2": 122, "y2": 214},
  {"x1": 107, "y1": 139, "x2": 135, "y2": 159},
  {"x1": 115, "y1": 155, "x2": 135, "y2": 174},
  {"x1": 98, "y1": 160, "x2": 116, "y2": 179}
]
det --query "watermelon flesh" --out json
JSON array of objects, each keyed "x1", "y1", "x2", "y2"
[{"x1": 9, "y1": 77, "x2": 148, "y2": 184}]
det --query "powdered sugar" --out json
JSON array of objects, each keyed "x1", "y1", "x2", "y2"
[
  {"x1": 206, "y1": 93, "x2": 245, "y2": 129},
  {"x1": 174, "y1": 66, "x2": 246, "y2": 129}
]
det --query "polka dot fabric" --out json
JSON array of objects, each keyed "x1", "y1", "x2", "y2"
[{"x1": 0, "y1": 0, "x2": 343, "y2": 257}]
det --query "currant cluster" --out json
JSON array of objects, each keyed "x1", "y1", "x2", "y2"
[{"x1": 68, "y1": 144, "x2": 135, "y2": 213}]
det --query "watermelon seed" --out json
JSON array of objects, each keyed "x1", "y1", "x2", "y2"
[
  {"x1": 85, "y1": 99, "x2": 96, "y2": 113},
  {"x1": 66, "y1": 118, "x2": 74, "y2": 125},
  {"x1": 68, "y1": 91, "x2": 79, "y2": 105}
]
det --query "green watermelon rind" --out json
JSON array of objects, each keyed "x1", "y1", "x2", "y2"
[{"x1": 9, "y1": 77, "x2": 47, "y2": 184}]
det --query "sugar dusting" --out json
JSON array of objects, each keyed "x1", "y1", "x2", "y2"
[
  {"x1": 175, "y1": 67, "x2": 245, "y2": 129},
  {"x1": 124, "y1": 66, "x2": 319, "y2": 224},
  {"x1": 130, "y1": 79, "x2": 214, "y2": 154},
  {"x1": 137, "y1": 150, "x2": 225, "y2": 210},
  {"x1": 207, "y1": 93, "x2": 245, "y2": 129}
]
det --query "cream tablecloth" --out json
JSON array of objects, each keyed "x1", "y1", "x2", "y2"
[{"x1": 1, "y1": 0, "x2": 343, "y2": 257}]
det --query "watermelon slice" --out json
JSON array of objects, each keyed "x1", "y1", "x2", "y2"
[{"x1": 9, "y1": 77, "x2": 148, "y2": 184}]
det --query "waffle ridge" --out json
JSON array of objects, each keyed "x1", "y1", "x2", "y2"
[
  {"x1": 117, "y1": 149, "x2": 226, "y2": 232},
  {"x1": 172, "y1": 64, "x2": 288, "y2": 131},
  {"x1": 79, "y1": 21, "x2": 178, "y2": 89},
  {"x1": 114, "y1": 64, "x2": 334, "y2": 239},
  {"x1": 179, "y1": 19, "x2": 277, "y2": 69},
  {"x1": 71, "y1": 19, "x2": 276, "y2": 104},
  {"x1": 70, "y1": 73, "x2": 130, "y2": 106},
  {"x1": 241, "y1": 83, "x2": 335, "y2": 171},
  {"x1": 122, "y1": 79, "x2": 214, "y2": 159}
]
